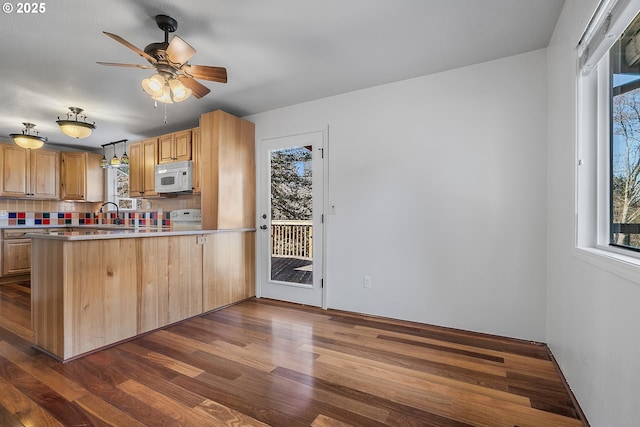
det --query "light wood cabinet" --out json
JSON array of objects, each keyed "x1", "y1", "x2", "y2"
[
  {"x1": 200, "y1": 110, "x2": 256, "y2": 229},
  {"x1": 2, "y1": 230, "x2": 31, "y2": 276},
  {"x1": 129, "y1": 138, "x2": 158, "y2": 197},
  {"x1": 191, "y1": 127, "x2": 201, "y2": 194},
  {"x1": 60, "y1": 152, "x2": 104, "y2": 201},
  {"x1": 203, "y1": 231, "x2": 255, "y2": 312},
  {"x1": 0, "y1": 144, "x2": 60, "y2": 199},
  {"x1": 158, "y1": 130, "x2": 191, "y2": 164}
]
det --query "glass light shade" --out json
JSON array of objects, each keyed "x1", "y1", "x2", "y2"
[
  {"x1": 57, "y1": 121, "x2": 94, "y2": 139},
  {"x1": 99, "y1": 155, "x2": 108, "y2": 168},
  {"x1": 110, "y1": 155, "x2": 121, "y2": 167},
  {"x1": 120, "y1": 151, "x2": 129, "y2": 165},
  {"x1": 152, "y1": 85, "x2": 174, "y2": 104},
  {"x1": 169, "y1": 79, "x2": 192, "y2": 102},
  {"x1": 11, "y1": 134, "x2": 45, "y2": 149},
  {"x1": 142, "y1": 74, "x2": 165, "y2": 97}
]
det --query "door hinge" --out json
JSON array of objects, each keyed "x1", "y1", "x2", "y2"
[
  {"x1": 321, "y1": 278, "x2": 324, "y2": 288},
  {"x1": 319, "y1": 147, "x2": 324, "y2": 159},
  {"x1": 321, "y1": 214, "x2": 324, "y2": 223}
]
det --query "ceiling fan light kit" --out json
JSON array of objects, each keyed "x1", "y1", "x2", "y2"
[
  {"x1": 99, "y1": 14, "x2": 227, "y2": 105},
  {"x1": 56, "y1": 107, "x2": 96, "y2": 139},
  {"x1": 10, "y1": 122, "x2": 47, "y2": 149}
]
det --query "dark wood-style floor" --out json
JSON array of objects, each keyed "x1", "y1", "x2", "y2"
[{"x1": 0, "y1": 281, "x2": 588, "y2": 426}]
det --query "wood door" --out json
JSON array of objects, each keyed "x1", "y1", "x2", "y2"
[
  {"x1": 2, "y1": 239, "x2": 31, "y2": 275},
  {"x1": 173, "y1": 130, "x2": 192, "y2": 161},
  {"x1": 158, "y1": 134, "x2": 174, "y2": 164},
  {"x1": 30, "y1": 149, "x2": 60, "y2": 199},
  {"x1": 60, "y1": 152, "x2": 86, "y2": 200},
  {"x1": 0, "y1": 144, "x2": 28, "y2": 197},
  {"x1": 129, "y1": 142, "x2": 144, "y2": 196},
  {"x1": 142, "y1": 138, "x2": 158, "y2": 195}
]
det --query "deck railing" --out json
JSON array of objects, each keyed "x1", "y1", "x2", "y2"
[{"x1": 271, "y1": 220, "x2": 313, "y2": 259}]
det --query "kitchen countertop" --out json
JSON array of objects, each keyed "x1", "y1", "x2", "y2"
[{"x1": 26, "y1": 226, "x2": 255, "y2": 241}]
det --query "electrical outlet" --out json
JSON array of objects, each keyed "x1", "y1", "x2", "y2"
[
  {"x1": 364, "y1": 275, "x2": 372, "y2": 288},
  {"x1": 196, "y1": 236, "x2": 207, "y2": 244}
]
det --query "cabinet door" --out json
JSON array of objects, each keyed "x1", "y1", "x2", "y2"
[
  {"x1": 3, "y1": 239, "x2": 31, "y2": 275},
  {"x1": 129, "y1": 142, "x2": 144, "y2": 196},
  {"x1": 173, "y1": 130, "x2": 192, "y2": 161},
  {"x1": 158, "y1": 134, "x2": 174, "y2": 164},
  {"x1": 60, "y1": 152, "x2": 86, "y2": 200},
  {"x1": 0, "y1": 144, "x2": 29, "y2": 197},
  {"x1": 158, "y1": 130, "x2": 191, "y2": 164},
  {"x1": 142, "y1": 139, "x2": 158, "y2": 196},
  {"x1": 30, "y1": 149, "x2": 60, "y2": 199},
  {"x1": 191, "y1": 128, "x2": 201, "y2": 194}
]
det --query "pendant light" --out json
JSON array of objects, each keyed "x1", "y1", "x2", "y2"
[
  {"x1": 120, "y1": 140, "x2": 129, "y2": 165},
  {"x1": 110, "y1": 144, "x2": 120, "y2": 167},
  {"x1": 99, "y1": 145, "x2": 108, "y2": 168}
]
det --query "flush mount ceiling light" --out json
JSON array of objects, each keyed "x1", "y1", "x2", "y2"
[
  {"x1": 10, "y1": 122, "x2": 47, "y2": 149},
  {"x1": 56, "y1": 107, "x2": 96, "y2": 139}
]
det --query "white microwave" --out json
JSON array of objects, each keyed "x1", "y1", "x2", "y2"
[{"x1": 154, "y1": 160, "x2": 193, "y2": 193}]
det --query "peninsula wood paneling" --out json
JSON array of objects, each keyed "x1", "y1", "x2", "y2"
[
  {"x1": 138, "y1": 236, "x2": 203, "y2": 333},
  {"x1": 203, "y1": 231, "x2": 255, "y2": 311}
]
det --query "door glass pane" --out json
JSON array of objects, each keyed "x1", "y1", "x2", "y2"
[{"x1": 270, "y1": 146, "x2": 313, "y2": 285}]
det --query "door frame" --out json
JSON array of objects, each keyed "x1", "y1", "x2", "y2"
[{"x1": 255, "y1": 127, "x2": 329, "y2": 309}]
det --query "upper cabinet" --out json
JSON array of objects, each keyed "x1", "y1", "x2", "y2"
[
  {"x1": 60, "y1": 152, "x2": 104, "y2": 202},
  {"x1": 158, "y1": 130, "x2": 191, "y2": 164},
  {"x1": 200, "y1": 110, "x2": 255, "y2": 230},
  {"x1": 129, "y1": 138, "x2": 158, "y2": 197},
  {"x1": 0, "y1": 144, "x2": 60, "y2": 199}
]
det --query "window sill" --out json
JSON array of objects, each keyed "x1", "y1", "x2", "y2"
[{"x1": 573, "y1": 246, "x2": 640, "y2": 285}]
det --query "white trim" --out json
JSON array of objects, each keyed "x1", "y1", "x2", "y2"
[{"x1": 574, "y1": 246, "x2": 640, "y2": 284}]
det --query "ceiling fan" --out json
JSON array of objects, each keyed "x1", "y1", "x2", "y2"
[{"x1": 98, "y1": 14, "x2": 227, "y2": 102}]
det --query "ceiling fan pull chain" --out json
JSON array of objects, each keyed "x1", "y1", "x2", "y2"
[{"x1": 163, "y1": 102, "x2": 168, "y2": 124}]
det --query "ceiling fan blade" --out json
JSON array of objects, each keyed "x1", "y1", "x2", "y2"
[
  {"x1": 166, "y1": 35, "x2": 196, "y2": 65},
  {"x1": 178, "y1": 75, "x2": 211, "y2": 99},
  {"x1": 97, "y1": 61, "x2": 155, "y2": 69},
  {"x1": 182, "y1": 64, "x2": 227, "y2": 83},
  {"x1": 103, "y1": 31, "x2": 157, "y2": 64}
]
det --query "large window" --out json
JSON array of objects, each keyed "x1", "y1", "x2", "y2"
[
  {"x1": 610, "y1": 14, "x2": 640, "y2": 250},
  {"x1": 576, "y1": 0, "x2": 640, "y2": 261}
]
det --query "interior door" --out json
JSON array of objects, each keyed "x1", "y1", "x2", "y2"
[{"x1": 257, "y1": 130, "x2": 324, "y2": 307}]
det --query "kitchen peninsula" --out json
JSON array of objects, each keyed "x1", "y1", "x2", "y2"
[
  {"x1": 30, "y1": 227, "x2": 254, "y2": 361},
  {"x1": 29, "y1": 109, "x2": 257, "y2": 361}
]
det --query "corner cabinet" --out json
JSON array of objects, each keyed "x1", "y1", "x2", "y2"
[
  {"x1": 200, "y1": 110, "x2": 256, "y2": 229},
  {"x1": 129, "y1": 138, "x2": 158, "y2": 197},
  {"x1": 60, "y1": 152, "x2": 104, "y2": 202},
  {"x1": 0, "y1": 144, "x2": 60, "y2": 199}
]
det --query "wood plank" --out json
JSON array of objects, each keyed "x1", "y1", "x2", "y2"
[{"x1": 0, "y1": 284, "x2": 589, "y2": 426}]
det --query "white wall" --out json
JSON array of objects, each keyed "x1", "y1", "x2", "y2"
[
  {"x1": 547, "y1": 1, "x2": 640, "y2": 426},
  {"x1": 247, "y1": 49, "x2": 549, "y2": 342}
]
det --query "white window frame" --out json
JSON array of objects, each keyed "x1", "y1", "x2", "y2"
[{"x1": 574, "y1": 0, "x2": 640, "y2": 283}]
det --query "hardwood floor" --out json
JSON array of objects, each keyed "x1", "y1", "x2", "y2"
[{"x1": 0, "y1": 282, "x2": 588, "y2": 426}]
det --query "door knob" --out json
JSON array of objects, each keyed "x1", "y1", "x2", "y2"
[{"x1": 260, "y1": 225, "x2": 268, "y2": 230}]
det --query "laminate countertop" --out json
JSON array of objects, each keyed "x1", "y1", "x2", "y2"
[{"x1": 26, "y1": 226, "x2": 255, "y2": 241}]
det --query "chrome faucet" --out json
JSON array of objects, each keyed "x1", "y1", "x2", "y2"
[{"x1": 99, "y1": 202, "x2": 122, "y2": 225}]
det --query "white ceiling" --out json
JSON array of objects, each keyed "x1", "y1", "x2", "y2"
[{"x1": 0, "y1": 0, "x2": 565, "y2": 151}]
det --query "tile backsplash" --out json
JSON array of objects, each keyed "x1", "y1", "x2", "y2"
[{"x1": 0, "y1": 196, "x2": 201, "y2": 228}]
